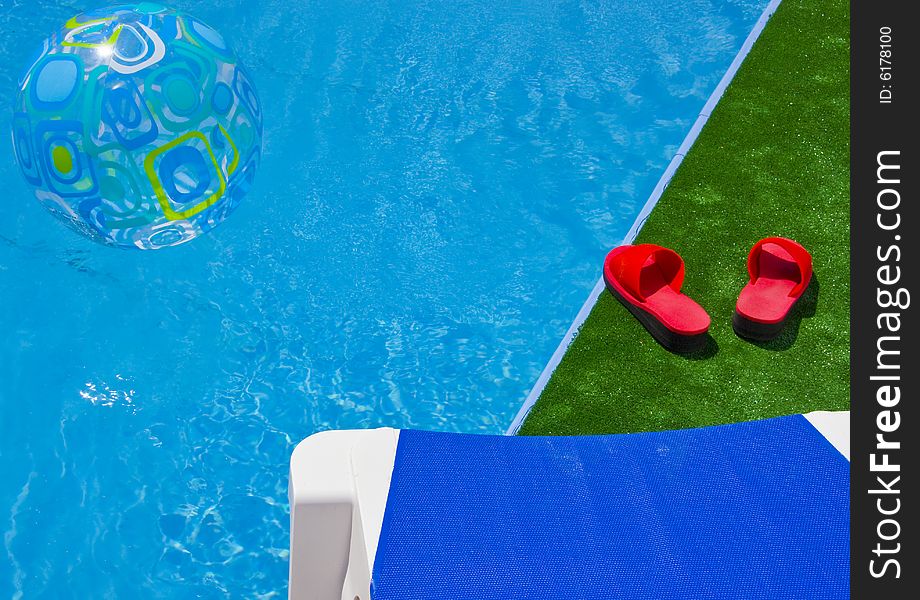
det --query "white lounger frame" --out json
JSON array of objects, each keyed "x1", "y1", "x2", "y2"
[
  {"x1": 289, "y1": 428, "x2": 400, "y2": 600},
  {"x1": 288, "y1": 411, "x2": 848, "y2": 600}
]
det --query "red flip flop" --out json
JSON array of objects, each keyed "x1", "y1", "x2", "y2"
[
  {"x1": 733, "y1": 237, "x2": 813, "y2": 341},
  {"x1": 603, "y1": 244, "x2": 710, "y2": 353}
]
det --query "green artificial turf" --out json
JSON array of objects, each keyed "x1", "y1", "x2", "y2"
[{"x1": 519, "y1": 0, "x2": 850, "y2": 436}]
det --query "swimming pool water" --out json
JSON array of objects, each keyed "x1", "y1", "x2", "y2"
[{"x1": 1, "y1": 0, "x2": 767, "y2": 596}]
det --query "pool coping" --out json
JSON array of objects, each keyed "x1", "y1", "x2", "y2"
[{"x1": 506, "y1": 0, "x2": 785, "y2": 435}]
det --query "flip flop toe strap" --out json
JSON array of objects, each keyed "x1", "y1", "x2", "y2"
[
  {"x1": 614, "y1": 244, "x2": 685, "y2": 302},
  {"x1": 747, "y1": 237, "x2": 813, "y2": 297}
]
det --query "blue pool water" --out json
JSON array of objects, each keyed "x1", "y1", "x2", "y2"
[{"x1": 1, "y1": 0, "x2": 766, "y2": 596}]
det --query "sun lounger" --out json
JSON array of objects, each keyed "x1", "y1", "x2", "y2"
[{"x1": 289, "y1": 412, "x2": 849, "y2": 599}]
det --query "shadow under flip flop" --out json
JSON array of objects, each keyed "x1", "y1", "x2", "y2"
[{"x1": 678, "y1": 333, "x2": 719, "y2": 360}]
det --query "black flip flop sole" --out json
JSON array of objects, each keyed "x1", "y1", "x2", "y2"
[
  {"x1": 731, "y1": 312, "x2": 786, "y2": 341},
  {"x1": 604, "y1": 275, "x2": 708, "y2": 354}
]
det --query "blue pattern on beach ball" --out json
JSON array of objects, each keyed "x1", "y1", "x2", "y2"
[{"x1": 12, "y1": 4, "x2": 262, "y2": 249}]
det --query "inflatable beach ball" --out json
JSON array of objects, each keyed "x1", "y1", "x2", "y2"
[{"x1": 11, "y1": 4, "x2": 262, "y2": 249}]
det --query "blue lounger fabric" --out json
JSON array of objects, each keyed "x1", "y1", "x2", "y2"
[{"x1": 372, "y1": 414, "x2": 848, "y2": 599}]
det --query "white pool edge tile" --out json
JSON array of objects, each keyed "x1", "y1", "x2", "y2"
[{"x1": 506, "y1": 0, "x2": 785, "y2": 435}]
